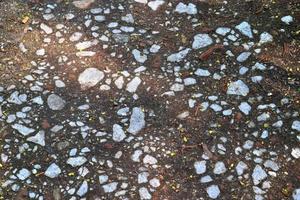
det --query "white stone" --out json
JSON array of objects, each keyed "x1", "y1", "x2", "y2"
[
  {"x1": 76, "y1": 51, "x2": 96, "y2": 57},
  {"x1": 200, "y1": 175, "x2": 213, "y2": 183},
  {"x1": 292, "y1": 148, "x2": 300, "y2": 159},
  {"x1": 121, "y1": 14, "x2": 134, "y2": 23},
  {"x1": 194, "y1": 161, "x2": 206, "y2": 174},
  {"x1": 128, "y1": 107, "x2": 145, "y2": 134},
  {"x1": 78, "y1": 68, "x2": 104, "y2": 89},
  {"x1": 259, "y1": 32, "x2": 273, "y2": 44},
  {"x1": 236, "y1": 161, "x2": 248, "y2": 175},
  {"x1": 12, "y1": 124, "x2": 35, "y2": 136},
  {"x1": 94, "y1": 15, "x2": 105, "y2": 22},
  {"x1": 213, "y1": 161, "x2": 227, "y2": 174},
  {"x1": 138, "y1": 172, "x2": 149, "y2": 183},
  {"x1": 40, "y1": 23, "x2": 53, "y2": 34},
  {"x1": 36, "y1": 49, "x2": 45, "y2": 56},
  {"x1": 293, "y1": 189, "x2": 300, "y2": 200},
  {"x1": 149, "y1": 178, "x2": 160, "y2": 188},
  {"x1": 175, "y1": 2, "x2": 197, "y2": 15},
  {"x1": 170, "y1": 83, "x2": 184, "y2": 92},
  {"x1": 235, "y1": 21, "x2": 253, "y2": 38},
  {"x1": 292, "y1": 121, "x2": 300, "y2": 131},
  {"x1": 167, "y1": 48, "x2": 190, "y2": 62},
  {"x1": 126, "y1": 77, "x2": 142, "y2": 93},
  {"x1": 139, "y1": 187, "x2": 152, "y2": 199},
  {"x1": 135, "y1": 0, "x2": 148, "y2": 3},
  {"x1": 206, "y1": 185, "x2": 220, "y2": 199},
  {"x1": 216, "y1": 27, "x2": 231, "y2": 36},
  {"x1": 17, "y1": 168, "x2": 31, "y2": 180},
  {"x1": 195, "y1": 68, "x2": 211, "y2": 76},
  {"x1": 77, "y1": 181, "x2": 88, "y2": 197},
  {"x1": 237, "y1": 52, "x2": 251, "y2": 62},
  {"x1": 252, "y1": 165, "x2": 267, "y2": 185},
  {"x1": 114, "y1": 76, "x2": 124, "y2": 89},
  {"x1": 72, "y1": 0, "x2": 95, "y2": 9},
  {"x1": 143, "y1": 155, "x2": 157, "y2": 165},
  {"x1": 132, "y1": 49, "x2": 147, "y2": 63},
  {"x1": 102, "y1": 182, "x2": 118, "y2": 193},
  {"x1": 26, "y1": 131, "x2": 45, "y2": 146},
  {"x1": 67, "y1": 156, "x2": 87, "y2": 167},
  {"x1": 239, "y1": 102, "x2": 251, "y2": 115},
  {"x1": 55, "y1": 80, "x2": 65, "y2": 88},
  {"x1": 281, "y1": 15, "x2": 293, "y2": 25},
  {"x1": 132, "y1": 150, "x2": 143, "y2": 162},
  {"x1": 47, "y1": 94, "x2": 66, "y2": 110},
  {"x1": 70, "y1": 32, "x2": 83, "y2": 42},
  {"x1": 227, "y1": 80, "x2": 249, "y2": 96},
  {"x1": 148, "y1": 0, "x2": 164, "y2": 11},
  {"x1": 76, "y1": 40, "x2": 98, "y2": 50},
  {"x1": 184, "y1": 78, "x2": 196, "y2": 86},
  {"x1": 45, "y1": 163, "x2": 61, "y2": 178},
  {"x1": 150, "y1": 44, "x2": 160, "y2": 53},
  {"x1": 192, "y1": 34, "x2": 213, "y2": 49},
  {"x1": 112, "y1": 124, "x2": 126, "y2": 142},
  {"x1": 99, "y1": 175, "x2": 108, "y2": 184}
]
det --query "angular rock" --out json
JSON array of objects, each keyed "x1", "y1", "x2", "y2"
[
  {"x1": 45, "y1": 163, "x2": 61, "y2": 178},
  {"x1": 47, "y1": 94, "x2": 66, "y2": 111},
  {"x1": 78, "y1": 68, "x2": 104, "y2": 89},
  {"x1": 128, "y1": 107, "x2": 145, "y2": 134}
]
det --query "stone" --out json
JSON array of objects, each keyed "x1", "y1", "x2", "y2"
[
  {"x1": 192, "y1": 34, "x2": 213, "y2": 49},
  {"x1": 131, "y1": 150, "x2": 143, "y2": 162},
  {"x1": 291, "y1": 148, "x2": 300, "y2": 159},
  {"x1": 138, "y1": 172, "x2": 149, "y2": 183},
  {"x1": 213, "y1": 161, "x2": 227, "y2": 175},
  {"x1": 239, "y1": 102, "x2": 251, "y2": 115},
  {"x1": 264, "y1": 160, "x2": 279, "y2": 171},
  {"x1": 126, "y1": 77, "x2": 142, "y2": 93},
  {"x1": 292, "y1": 121, "x2": 300, "y2": 131},
  {"x1": 175, "y1": 2, "x2": 197, "y2": 15},
  {"x1": 72, "y1": 0, "x2": 95, "y2": 9},
  {"x1": 112, "y1": 124, "x2": 126, "y2": 142},
  {"x1": 252, "y1": 165, "x2": 267, "y2": 185},
  {"x1": 143, "y1": 155, "x2": 157, "y2": 165},
  {"x1": 76, "y1": 51, "x2": 96, "y2": 57},
  {"x1": 12, "y1": 124, "x2": 35, "y2": 136},
  {"x1": 78, "y1": 68, "x2": 104, "y2": 89},
  {"x1": 148, "y1": 0, "x2": 165, "y2": 11},
  {"x1": 227, "y1": 80, "x2": 249, "y2": 96},
  {"x1": 235, "y1": 21, "x2": 253, "y2": 38},
  {"x1": 200, "y1": 175, "x2": 213, "y2": 183},
  {"x1": 77, "y1": 181, "x2": 88, "y2": 197},
  {"x1": 26, "y1": 131, "x2": 45, "y2": 146},
  {"x1": 45, "y1": 163, "x2": 61, "y2": 178},
  {"x1": 293, "y1": 189, "x2": 300, "y2": 200},
  {"x1": 195, "y1": 68, "x2": 211, "y2": 76},
  {"x1": 237, "y1": 52, "x2": 251, "y2": 62},
  {"x1": 167, "y1": 48, "x2": 190, "y2": 62},
  {"x1": 184, "y1": 78, "x2": 196, "y2": 86},
  {"x1": 216, "y1": 27, "x2": 231, "y2": 36},
  {"x1": 67, "y1": 156, "x2": 87, "y2": 167},
  {"x1": 139, "y1": 187, "x2": 152, "y2": 199},
  {"x1": 149, "y1": 178, "x2": 160, "y2": 188},
  {"x1": 259, "y1": 32, "x2": 273, "y2": 44},
  {"x1": 17, "y1": 168, "x2": 31, "y2": 180},
  {"x1": 132, "y1": 49, "x2": 147, "y2": 63},
  {"x1": 236, "y1": 161, "x2": 248, "y2": 176},
  {"x1": 206, "y1": 185, "x2": 220, "y2": 199},
  {"x1": 47, "y1": 94, "x2": 66, "y2": 111},
  {"x1": 128, "y1": 107, "x2": 145, "y2": 134},
  {"x1": 98, "y1": 175, "x2": 108, "y2": 184},
  {"x1": 281, "y1": 15, "x2": 293, "y2": 25},
  {"x1": 40, "y1": 23, "x2": 53, "y2": 34},
  {"x1": 102, "y1": 182, "x2": 118, "y2": 193},
  {"x1": 194, "y1": 161, "x2": 206, "y2": 174}
]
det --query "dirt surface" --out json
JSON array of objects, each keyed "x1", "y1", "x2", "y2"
[{"x1": 0, "y1": 0, "x2": 300, "y2": 199}]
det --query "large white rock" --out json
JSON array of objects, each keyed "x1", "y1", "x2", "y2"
[
  {"x1": 192, "y1": 34, "x2": 213, "y2": 49},
  {"x1": 27, "y1": 130, "x2": 45, "y2": 146},
  {"x1": 227, "y1": 80, "x2": 249, "y2": 96},
  {"x1": 45, "y1": 163, "x2": 61, "y2": 178},
  {"x1": 78, "y1": 68, "x2": 104, "y2": 89},
  {"x1": 252, "y1": 165, "x2": 267, "y2": 185},
  {"x1": 126, "y1": 77, "x2": 142, "y2": 93},
  {"x1": 235, "y1": 21, "x2": 253, "y2": 38},
  {"x1": 12, "y1": 124, "x2": 35, "y2": 136},
  {"x1": 67, "y1": 156, "x2": 87, "y2": 167},
  {"x1": 112, "y1": 124, "x2": 126, "y2": 142},
  {"x1": 206, "y1": 185, "x2": 220, "y2": 199}
]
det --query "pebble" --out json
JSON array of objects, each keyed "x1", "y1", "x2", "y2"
[
  {"x1": 192, "y1": 34, "x2": 213, "y2": 49},
  {"x1": 237, "y1": 52, "x2": 251, "y2": 62},
  {"x1": 175, "y1": 2, "x2": 197, "y2": 15},
  {"x1": 67, "y1": 156, "x2": 87, "y2": 167},
  {"x1": 259, "y1": 32, "x2": 273, "y2": 44},
  {"x1": 17, "y1": 168, "x2": 31, "y2": 180},
  {"x1": 112, "y1": 124, "x2": 126, "y2": 142},
  {"x1": 132, "y1": 49, "x2": 147, "y2": 63},
  {"x1": 12, "y1": 124, "x2": 35, "y2": 136},
  {"x1": 45, "y1": 163, "x2": 61, "y2": 178},
  {"x1": 40, "y1": 23, "x2": 53, "y2": 34},
  {"x1": 139, "y1": 187, "x2": 152, "y2": 199},
  {"x1": 98, "y1": 175, "x2": 108, "y2": 184},
  {"x1": 72, "y1": 0, "x2": 95, "y2": 9},
  {"x1": 126, "y1": 77, "x2": 142, "y2": 93},
  {"x1": 200, "y1": 175, "x2": 213, "y2": 183},
  {"x1": 148, "y1": 0, "x2": 165, "y2": 11},
  {"x1": 78, "y1": 68, "x2": 104, "y2": 89},
  {"x1": 149, "y1": 178, "x2": 160, "y2": 188},
  {"x1": 77, "y1": 181, "x2": 88, "y2": 196},
  {"x1": 195, "y1": 68, "x2": 211, "y2": 76},
  {"x1": 138, "y1": 172, "x2": 149, "y2": 183},
  {"x1": 291, "y1": 148, "x2": 300, "y2": 159},
  {"x1": 235, "y1": 21, "x2": 253, "y2": 38},
  {"x1": 132, "y1": 150, "x2": 143, "y2": 162},
  {"x1": 128, "y1": 107, "x2": 145, "y2": 134},
  {"x1": 213, "y1": 161, "x2": 227, "y2": 174},
  {"x1": 281, "y1": 15, "x2": 293, "y2": 25},
  {"x1": 26, "y1": 130, "x2": 45, "y2": 146},
  {"x1": 102, "y1": 182, "x2": 118, "y2": 193},
  {"x1": 143, "y1": 155, "x2": 157, "y2": 165},
  {"x1": 216, "y1": 27, "x2": 231, "y2": 36},
  {"x1": 47, "y1": 94, "x2": 66, "y2": 111},
  {"x1": 239, "y1": 102, "x2": 252, "y2": 115},
  {"x1": 252, "y1": 165, "x2": 267, "y2": 185},
  {"x1": 236, "y1": 161, "x2": 248, "y2": 175},
  {"x1": 194, "y1": 160, "x2": 206, "y2": 174},
  {"x1": 167, "y1": 48, "x2": 190, "y2": 62},
  {"x1": 227, "y1": 80, "x2": 249, "y2": 96},
  {"x1": 206, "y1": 185, "x2": 220, "y2": 199},
  {"x1": 36, "y1": 49, "x2": 45, "y2": 56},
  {"x1": 293, "y1": 189, "x2": 300, "y2": 200},
  {"x1": 292, "y1": 121, "x2": 300, "y2": 131}
]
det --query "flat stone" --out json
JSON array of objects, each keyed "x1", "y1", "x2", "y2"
[
  {"x1": 200, "y1": 175, "x2": 213, "y2": 183},
  {"x1": 167, "y1": 48, "x2": 190, "y2": 62},
  {"x1": 40, "y1": 23, "x2": 53, "y2": 34},
  {"x1": 47, "y1": 94, "x2": 66, "y2": 111},
  {"x1": 12, "y1": 124, "x2": 35, "y2": 136},
  {"x1": 143, "y1": 155, "x2": 157, "y2": 165},
  {"x1": 216, "y1": 27, "x2": 231, "y2": 36},
  {"x1": 112, "y1": 124, "x2": 126, "y2": 142},
  {"x1": 138, "y1": 172, "x2": 149, "y2": 183},
  {"x1": 148, "y1": 0, "x2": 165, "y2": 11},
  {"x1": 26, "y1": 130, "x2": 45, "y2": 146},
  {"x1": 237, "y1": 52, "x2": 251, "y2": 62},
  {"x1": 72, "y1": 0, "x2": 95, "y2": 9},
  {"x1": 67, "y1": 156, "x2": 87, "y2": 167},
  {"x1": 292, "y1": 121, "x2": 300, "y2": 131},
  {"x1": 264, "y1": 160, "x2": 279, "y2": 171},
  {"x1": 194, "y1": 161, "x2": 207, "y2": 174},
  {"x1": 281, "y1": 15, "x2": 293, "y2": 25},
  {"x1": 102, "y1": 182, "x2": 118, "y2": 193},
  {"x1": 292, "y1": 148, "x2": 300, "y2": 159},
  {"x1": 192, "y1": 34, "x2": 213, "y2": 49},
  {"x1": 45, "y1": 163, "x2": 61, "y2": 178},
  {"x1": 132, "y1": 49, "x2": 147, "y2": 63},
  {"x1": 206, "y1": 185, "x2": 220, "y2": 199},
  {"x1": 259, "y1": 32, "x2": 273, "y2": 44},
  {"x1": 239, "y1": 102, "x2": 252, "y2": 115},
  {"x1": 77, "y1": 181, "x2": 88, "y2": 196},
  {"x1": 139, "y1": 187, "x2": 152, "y2": 199},
  {"x1": 149, "y1": 178, "x2": 160, "y2": 188},
  {"x1": 227, "y1": 80, "x2": 249, "y2": 96},
  {"x1": 293, "y1": 189, "x2": 300, "y2": 200},
  {"x1": 213, "y1": 161, "x2": 227, "y2": 175},
  {"x1": 17, "y1": 168, "x2": 31, "y2": 180},
  {"x1": 175, "y1": 2, "x2": 197, "y2": 15},
  {"x1": 128, "y1": 107, "x2": 145, "y2": 134},
  {"x1": 195, "y1": 68, "x2": 211, "y2": 76},
  {"x1": 126, "y1": 77, "x2": 142, "y2": 93},
  {"x1": 78, "y1": 68, "x2": 104, "y2": 89},
  {"x1": 236, "y1": 161, "x2": 248, "y2": 176},
  {"x1": 235, "y1": 21, "x2": 253, "y2": 38},
  {"x1": 252, "y1": 165, "x2": 267, "y2": 185},
  {"x1": 99, "y1": 175, "x2": 108, "y2": 184}
]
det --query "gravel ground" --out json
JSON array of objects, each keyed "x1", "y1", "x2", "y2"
[{"x1": 0, "y1": 0, "x2": 299, "y2": 199}]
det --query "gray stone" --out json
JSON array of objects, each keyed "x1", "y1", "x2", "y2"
[
  {"x1": 78, "y1": 68, "x2": 104, "y2": 89},
  {"x1": 227, "y1": 80, "x2": 249, "y2": 96},
  {"x1": 126, "y1": 77, "x2": 141, "y2": 93},
  {"x1": 143, "y1": 155, "x2": 157, "y2": 165},
  {"x1": 292, "y1": 121, "x2": 300, "y2": 131},
  {"x1": 192, "y1": 34, "x2": 213, "y2": 49},
  {"x1": 128, "y1": 107, "x2": 145, "y2": 134},
  {"x1": 17, "y1": 168, "x2": 31, "y2": 180},
  {"x1": 47, "y1": 94, "x2": 66, "y2": 111},
  {"x1": 239, "y1": 102, "x2": 251, "y2": 115},
  {"x1": 45, "y1": 163, "x2": 61, "y2": 178},
  {"x1": 293, "y1": 189, "x2": 300, "y2": 200},
  {"x1": 77, "y1": 181, "x2": 88, "y2": 197}
]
